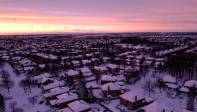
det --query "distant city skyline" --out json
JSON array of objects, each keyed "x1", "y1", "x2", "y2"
[{"x1": 0, "y1": 0, "x2": 197, "y2": 34}]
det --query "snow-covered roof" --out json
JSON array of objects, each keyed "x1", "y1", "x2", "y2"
[
  {"x1": 184, "y1": 80, "x2": 197, "y2": 88},
  {"x1": 85, "y1": 81, "x2": 100, "y2": 89},
  {"x1": 82, "y1": 60, "x2": 91, "y2": 64},
  {"x1": 162, "y1": 75, "x2": 176, "y2": 83},
  {"x1": 34, "y1": 72, "x2": 50, "y2": 80},
  {"x1": 107, "y1": 64, "x2": 118, "y2": 70},
  {"x1": 43, "y1": 81, "x2": 64, "y2": 91},
  {"x1": 94, "y1": 66, "x2": 108, "y2": 71},
  {"x1": 103, "y1": 57, "x2": 110, "y2": 60},
  {"x1": 66, "y1": 69, "x2": 79, "y2": 77},
  {"x1": 85, "y1": 53, "x2": 93, "y2": 57},
  {"x1": 101, "y1": 82, "x2": 121, "y2": 91},
  {"x1": 49, "y1": 92, "x2": 78, "y2": 106},
  {"x1": 165, "y1": 83, "x2": 178, "y2": 89},
  {"x1": 71, "y1": 60, "x2": 80, "y2": 65},
  {"x1": 120, "y1": 90, "x2": 144, "y2": 102},
  {"x1": 84, "y1": 76, "x2": 96, "y2": 82},
  {"x1": 43, "y1": 87, "x2": 68, "y2": 98},
  {"x1": 101, "y1": 75, "x2": 116, "y2": 82},
  {"x1": 41, "y1": 77, "x2": 53, "y2": 84},
  {"x1": 57, "y1": 108, "x2": 72, "y2": 112},
  {"x1": 23, "y1": 66, "x2": 34, "y2": 71},
  {"x1": 124, "y1": 66, "x2": 140, "y2": 72},
  {"x1": 38, "y1": 64, "x2": 46, "y2": 68},
  {"x1": 68, "y1": 100, "x2": 91, "y2": 112},
  {"x1": 180, "y1": 87, "x2": 190, "y2": 93},
  {"x1": 36, "y1": 53, "x2": 58, "y2": 60},
  {"x1": 80, "y1": 67, "x2": 92, "y2": 73}
]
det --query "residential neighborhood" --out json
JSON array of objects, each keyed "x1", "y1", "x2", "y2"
[{"x1": 0, "y1": 33, "x2": 197, "y2": 112}]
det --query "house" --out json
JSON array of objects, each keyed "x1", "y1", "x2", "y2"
[
  {"x1": 107, "y1": 64, "x2": 119, "y2": 74},
  {"x1": 44, "y1": 87, "x2": 68, "y2": 100},
  {"x1": 143, "y1": 56, "x2": 154, "y2": 66},
  {"x1": 94, "y1": 66, "x2": 108, "y2": 76},
  {"x1": 38, "y1": 64, "x2": 46, "y2": 70},
  {"x1": 124, "y1": 66, "x2": 140, "y2": 83},
  {"x1": 67, "y1": 100, "x2": 92, "y2": 112},
  {"x1": 49, "y1": 92, "x2": 79, "y2": 109},
  {"x1": 66, "y1": 69, "x2": 80, "y2": 78},
  {"x1": 71, "y1": 60, "x2": 81, "y2": 67},
  {"x1": 101, "y1": 82, "x2": 125, "y2": 97},
  {"x1": 81, "y1": 59, "x2": 92, "y2": 66},
  {"x1": 57, "y1": 108, "x2": 72, "y2": 112},
  {"x1": 102, "y1": 57, "x2": 110, "y2": 63},
  {"x1": 34, "y1": 72, "x2": 51, "y2": 84},
  {"x1": 80, "y1": 67, "x2": 92, "y2": 78},
  {"x1": 184, "y1": 80, "x2": 197, "y2": 93},
  {"x1": 80, "y1": 67, "x2": 96, "y2": 82},
  {"x1": 43, "y1": 81, "x2": 65, "y2": 92},
  {"x1": 85, "y1": 53, "x2": 93, "y2": 59},
  {"x1": 101, "y1": 75, "x2": 117, "y2": 84},
  {"x1": 120, "y1": 91, "x2": 153, "y2": 110},
  {"x1": 154, "y1": 58, "x2": 166, "y2": 68},
  {"x1": 184, "y1": 80, "x2": 197, "y2": 89},
  {"x1": 85, "y1": 81, "x2": 100, "y2": 89},
  {"x1": 179, "y1": 86, "x2": 190, "y2": 94},
  {"x1": 41, "y1": 77, "x2": 53, "y2": 85},
  {"x1": 65, "y1": 69, "x2": 80, "y2": 84},
  {"x1": 91, "y1": 58, "x2": 100, "y2": 65},
  {"x1": 162, "y1": 75, "x2": 177, "y2": 86}
]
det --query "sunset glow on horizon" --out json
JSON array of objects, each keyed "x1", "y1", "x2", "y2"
[{"x1": 0, "y1": 0, "x2": 197, "y2": 34}]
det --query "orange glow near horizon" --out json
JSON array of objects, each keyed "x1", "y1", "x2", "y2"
[
  {"x1": 0, "y1": 11, "x2": 197, "y2": 34},
  {"x1": 0, "y1": 13, "x2": 135, "y2": 34},
  {"x1": 0, "y1": 0, "x2": 197, "y2": 34}
]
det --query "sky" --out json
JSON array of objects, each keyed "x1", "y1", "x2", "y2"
[{"x1": 0, "y1": 0, "x2": 197, "y2": 34}]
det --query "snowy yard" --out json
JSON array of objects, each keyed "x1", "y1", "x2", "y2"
[
  {"x1": 101, "y1": 68, "x2": 197, "y2": 112},
  {"x1": 0, "y1": 63, "x2": 50, "y2": 112}
]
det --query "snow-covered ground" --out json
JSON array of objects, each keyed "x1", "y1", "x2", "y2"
[
  {"x1": 0, "y1": 63, "x2": 196, "y2": 112},
  {"x1": 102, "y1": 68, "x2": 197, "y2": 112},
  {"x1": 0, "y1": 63, "x2": 50, "y2": 112}
]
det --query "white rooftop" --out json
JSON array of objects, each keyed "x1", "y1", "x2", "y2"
[
  {"x1": 68, "y1": 100, "x2": 91, "y2": 112},
  {"x1": 120, "y1": 90, "x2": 144, "y2": 102},
  {"x1": 162, "y1": 75, "x2": 176, "y2": 83},
  {"x1": 101, "y1": 82, "x2": 121, "y2": 91},
  {"x1": 66, "y1": 69, "x2": 79, "y2": 77},
  {"x1": 184, "y1": 80, "x2": 197, "y2": 88}
]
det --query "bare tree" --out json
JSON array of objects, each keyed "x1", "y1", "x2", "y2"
[
  {"x1": 9, "y1": 101, "x2": 17, "y2": 112},
  {"x1": 1, "y1": 69, "x2": 13, "y2": 93},
  {"x1": 20, "y1": 80, "x2": 27, "y2": 93},
  {"x1": 26, "y1": 76, "x2": 33, "y2": 93},
  {"x1": 20, "y1": 78, "x2": 32, "y2": 93},
  {"x1": 28, "y1": 96, "x2": 37, "y2": 107},
  {"x1": 0, "y1": 94, "x2": 5, "y2": 112},
  {"x1": 1, "y1": 69, "x2": 10, "y2": 79},
  {"x1": 186, "y1": 95, "x2": 194, "y2": 111},
  {"x1": 2, "y1": 78, "x2": 13, "y2": 93},
  {"x1": 143, "y1": 80, "x2": 155, "y2": 96}
]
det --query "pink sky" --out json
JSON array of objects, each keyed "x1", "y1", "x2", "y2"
[{"x1": 0, "y1": 0, "x2": 197, "y2": 34}]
